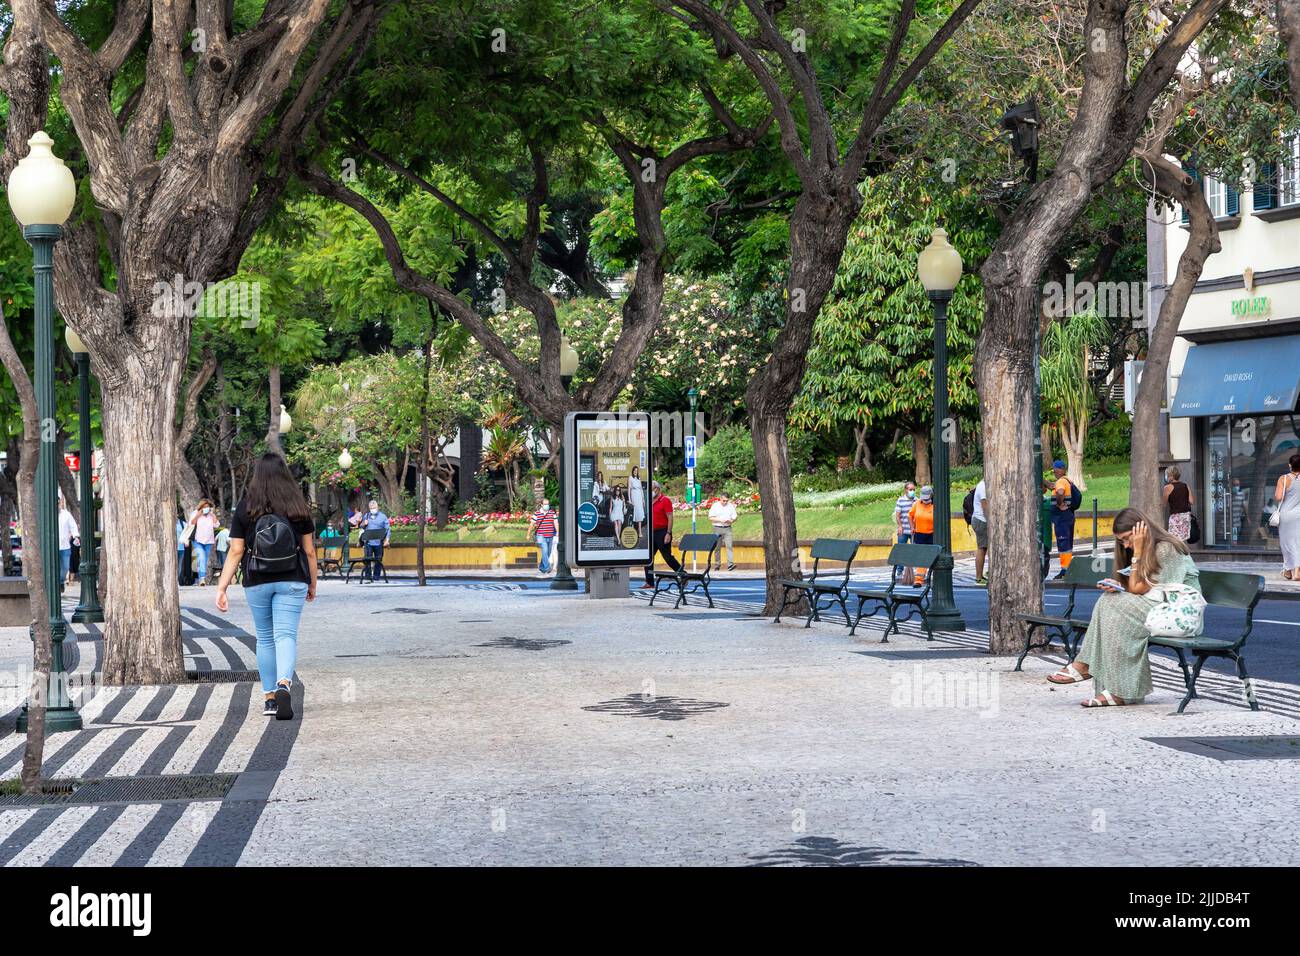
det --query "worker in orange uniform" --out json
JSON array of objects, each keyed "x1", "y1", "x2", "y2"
[{"x1": 908, "y1": 485, "x2": 937, "y2": 587}]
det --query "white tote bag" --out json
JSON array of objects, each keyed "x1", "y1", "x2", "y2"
[
  {"x1": 1143, "y1": 583, "x2": 1207, "y2": 638},
  {"x1": 1270, "y1": 475, "x2": 1292, "y2": 528}
]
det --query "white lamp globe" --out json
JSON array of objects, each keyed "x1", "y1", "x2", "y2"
[
  {"x1": 338, "y1": 448, "x2": 353, "y2": 471},
  {"x1": 64, "y1": 326, "x2": 88, "y2": 354},
  {"x1": 560, "y1": 334, "x2": 579, "y2": 378},
  {"x1": 278, "y1": 405, "x2": 292, "y2": 434},
  {"x1": 917, "y1": 228, "x2": 963, "y2": 293},
  {"x1": 7, "y1": 131, "x2": 77, "y2": 227}
]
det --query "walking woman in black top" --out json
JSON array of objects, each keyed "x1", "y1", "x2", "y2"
[
  {"x1": 1163, "y1": 466, "x2": 1195, "y2": 542},
  {"x1": 214, "y1": 453, "x2": 318, "y2": 720}
]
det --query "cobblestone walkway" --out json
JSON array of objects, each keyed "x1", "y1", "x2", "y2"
[{"x1": 1, "y1": 580, "x2": 1295, "y2": 866}]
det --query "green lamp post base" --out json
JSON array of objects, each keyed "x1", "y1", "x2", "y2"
[
  {"x1": 16, "y1": 703, "x2": 84, "y2": 733},
  {"x1": 69, "y1": 607, "x2": 104, "y2": 625}
]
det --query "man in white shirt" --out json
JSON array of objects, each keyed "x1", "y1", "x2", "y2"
[
  {"x1": 971, "y1": 478, "x2": 989, "y2": 585},
  {"x1": 707, "y1": 493, "x2": 738, "y2": 571},
  {"x1": 57, "y1": 496, "x2": 80, "y2": 588}
]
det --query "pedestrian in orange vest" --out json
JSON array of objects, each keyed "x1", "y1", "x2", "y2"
[{"x1": 909, "y1": 486, "x2": 936, "y2": 586}]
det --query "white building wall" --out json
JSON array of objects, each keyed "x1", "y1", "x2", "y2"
[{"x1": 1161, "y1": 181, "x2": 1300, "y2": 461}]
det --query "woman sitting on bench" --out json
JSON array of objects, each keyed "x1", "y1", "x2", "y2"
[{"x1": 1046, "y1": 508, "x2": 1201, "y2": 707}]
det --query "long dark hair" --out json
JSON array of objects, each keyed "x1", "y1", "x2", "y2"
[
  {"x1": 1113, "y1": 506, "x2": 1188, "y2": 582},
  {"x1": 244, "y1": 453, "x2": 310, "y2": 521},
  {"x1": 1290, "y1": 453, "x2": 1300, "y2": 474}
]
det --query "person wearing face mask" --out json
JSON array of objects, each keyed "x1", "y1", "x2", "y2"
[
  {"x1": 358, "y1": 499, "x2": 391, "y2": 582},
  {"x1": 907, "y1": 486, "x2": 936, "y2": 587},
  {"x1": 187, "y1": 499, "x2": 219, "y2": 585},
  {"x1": 893, "y1": 482, "x2": 917, "y2": 586}
]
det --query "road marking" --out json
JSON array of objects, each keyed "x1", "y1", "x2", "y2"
[{"x1": 1256, "y1": 618, "x2": 1300, "y2": 627}]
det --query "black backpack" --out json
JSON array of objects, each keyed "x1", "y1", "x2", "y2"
[
  {"x1": 961, "y1": 488, "x2": 976, "y2": 526},
  {"x1": 246, "y1": 513, "x2": 301, "y2": 574},
  {"x1": 1067, "y1": 480, "x2": 1083, "y2": 511}
]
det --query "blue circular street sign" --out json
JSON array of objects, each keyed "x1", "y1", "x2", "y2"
[{"x1": 577, "y1": 502, "x2": 599, "y2": 532}]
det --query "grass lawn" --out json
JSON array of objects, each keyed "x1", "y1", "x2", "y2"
[
  {"x1": 730, "y1": 460, "x2": 1131, "y2": 541},
  {"x1": 376, "y1": 461, "x2": 1132, "y2": 545}
]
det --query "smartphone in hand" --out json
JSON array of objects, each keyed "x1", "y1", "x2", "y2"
[{"x1": 1098, "y1": 577, "x2": 1126, "y2": 592}]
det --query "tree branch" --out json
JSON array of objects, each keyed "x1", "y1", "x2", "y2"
[
  {"x1": 846, "y1": 0, "x2": 984, "y2": 179},
  {"x1": 298, "y1": 163, "x2": 569, "y2": 421}
]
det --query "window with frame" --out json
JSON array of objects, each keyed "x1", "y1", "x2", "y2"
[
  {"x1": 1203, "y1": 175, "x2": 1227, "y2": 218},
  {"x1": 1278, "y1": 133, "x2": 1300, "y2": 206}
]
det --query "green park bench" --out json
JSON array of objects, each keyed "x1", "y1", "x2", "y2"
[
  {"x1": 316, "y1": 540, "x2": 343, "y2": 578},
  {"x1": 773, "y1": 537, "x2": 859, "y2": 628},
  {"x1": 1148, "y1": 569, "x2": 1265, "y2": 715},
  {"x1": 649, "y1": 533, "x2": 719, "y2": 609},
  {"x1": 1014, "y1": 555, "x2": 1113, "y2": 670},
  {"x1": 848, "y1": 542, "x2": 942, "y2": 640}
]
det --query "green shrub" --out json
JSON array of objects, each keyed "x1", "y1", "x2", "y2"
[
  {"x1": 1085, "y1": 413, "x2": 1132, "y2": 461},
  {"x1": 785, "y1": 428, "x2": 820, "y2": 475},
  {"x1": 696, "y1": 423, "x2": 756, "y2": 488}
]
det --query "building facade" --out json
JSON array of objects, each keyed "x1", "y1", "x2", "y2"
[{"x1": 1154, "y1": 160, "x2": 1300, "y2": 556}]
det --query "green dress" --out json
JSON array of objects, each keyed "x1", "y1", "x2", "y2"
[{"x1": 1075, "y1": 541, "x2": 1200, "y2": 702}]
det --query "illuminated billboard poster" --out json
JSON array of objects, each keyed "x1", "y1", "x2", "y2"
[{"x1": 564, "y1": 411, "x2": 652, "y2": 567}]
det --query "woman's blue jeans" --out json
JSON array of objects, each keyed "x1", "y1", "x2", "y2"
[
  {"x1": 192, "y1": 541, "x2": 213, "y2": 579},
  {"x1": 244, "y1": 581, "x2": 308, "y2": 693}
]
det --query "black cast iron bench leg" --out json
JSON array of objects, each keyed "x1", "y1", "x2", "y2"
[
  {"x1": 1015, "y1": 623, "x2": 1049, "y2": 671},
  {"x1": 1234, "y1": 652, "x2": 1260, "y2": 711},
  {"x1": 1178, "y1": 655, "x2": 1208, "y2": 714}
]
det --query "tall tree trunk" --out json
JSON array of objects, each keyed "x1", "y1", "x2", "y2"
[
  {"x1": 98, "y1": 350, "x2": 188, "y2": 685},
  {"x1": 214, "y1": 363, "x2": 229, "y2": 511},
  {"x1": 975, "y1": 283, "x2": 1043, "y2": 654},
  {"x1": 0, "y1": 495, "x2": 13, "y2": 575},
  {"x1": 373, "y1": 459, "x2": 403, "y2": 514},
  {"x1": 0, "y1": 440, "x2": 18, "y2": 574},
  {"x1": 973, "y1": 0, "x2": 1228, "y2": 654},
  {"x1": 911, "y1": 429, "x2": 931, "y2": 486},
  {"x1": 751, "y1": 410, "x2": 801, "y2": 612},
  {"x1": 748, "y1": 192, "x2": 860, "y2": 613},
  {"x1": 1130, "y1": 156, "x2": 1221, "y2": 515},
  {"x1": 853, "y1": 424, "x2": 872, "y2": 470},
  {"x1": 175, "y1": 350, "x2": 218, "y2": 510},
  {"x1": 416, "y1": 313, "x2": 435, "y2": 586},
  {"x1": 0, "y1": 299, "x2": 52, "y2": 794},
  {"x1": 1061, "y1": 414, "x2": 1088, "y2": 491},
  {"x1": 265, "y1": 364, "x2": 283, "y2": 458}
]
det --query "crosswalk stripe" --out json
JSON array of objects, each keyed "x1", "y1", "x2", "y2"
[
  {"x1": 4, "y1": 806, "x2": 98, "y2": 867},
  {"x1": 72, "y1": 804, "x2": 159, "y2": 867}
]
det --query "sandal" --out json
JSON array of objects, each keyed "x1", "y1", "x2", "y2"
[
  {"x1": 1047, "y1": 664, "x2": 1091, "y2": 684},
  {"x1": 1081, "y1": 691, "x2": 1125, "y2": 707}
]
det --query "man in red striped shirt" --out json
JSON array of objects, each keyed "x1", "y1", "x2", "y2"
[{"x1": 527, "y1": 498, "x2": 558, "y2": 576}]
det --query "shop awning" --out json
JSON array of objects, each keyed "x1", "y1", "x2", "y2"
[{"x1": 1170, "y1": 334, "x2": 1300, "y2": 417}]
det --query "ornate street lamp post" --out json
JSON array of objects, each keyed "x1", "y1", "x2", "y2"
[
  {"x1": 8, "y1": 131, "x2": 84, "y2": 732},
  {"x1": 65, "y1": 327, "x2": 103, "y2": 624},
  {"x1": 551, "y1": 334, "x2": 580, "y2": 591},
  {"x1": 917, "y1": 228, "x2": 966, "y2": 633},
  {"x1": 338, "y1": 447, "x2": 353, "y2": 577}
]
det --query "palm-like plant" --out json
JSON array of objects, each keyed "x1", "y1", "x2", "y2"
[
  {"x1": 483, "y1": 425, "x2": 527, "y2": 507},
  {"x1": 1041, "y1": 310, "x2": 1112, "y2": 490}
]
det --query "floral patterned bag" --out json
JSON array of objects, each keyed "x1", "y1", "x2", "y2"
[{"x1": 1143, "y1": 583, "x2": 1207, "y2": 638}]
